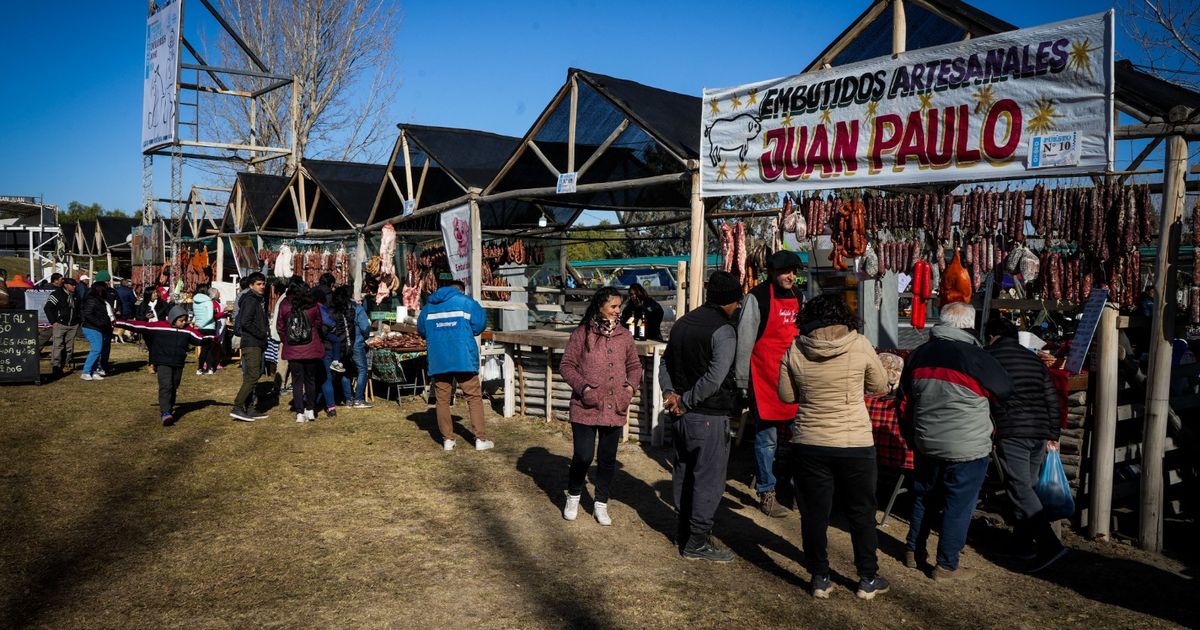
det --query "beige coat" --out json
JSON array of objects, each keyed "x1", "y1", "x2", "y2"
[{"x1": 777, "y1": 325, "x2": 889, "y2": 448}]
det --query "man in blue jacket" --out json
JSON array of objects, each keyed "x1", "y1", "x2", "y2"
[{"x1": 417, "y1": 280, "x2": 492, "y2": 451}]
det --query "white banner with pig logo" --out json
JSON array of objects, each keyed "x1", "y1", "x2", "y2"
[
  {"x1": 440, "y1": 204, "x2": 472, "y2": 283},
  {"x1": 700, "y1": 12, "x2": 1113, "y2": 197}
]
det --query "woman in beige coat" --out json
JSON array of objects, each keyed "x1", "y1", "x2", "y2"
[{"x1": 778, "y1": 294, "x2": 889, "y2": 600}]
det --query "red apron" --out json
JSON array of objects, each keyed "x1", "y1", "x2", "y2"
[{"x1": 750, "y1": 288, "x2": 800, "y2": 421}]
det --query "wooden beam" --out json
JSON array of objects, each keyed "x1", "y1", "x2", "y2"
[
  {"x1": 481, "y1": 172, "x2": 687, "y2": 204},
  {"x1": 415, "y1": 158, "x2": 430, "y2": 208},
  {"x1": 526, "y1": 140, "x2": 561, "y2": 178},
  {"x1": 366, "y1": 134, "x2": 404, "y2": 226},
  {"x1": 1088, "y1": 304, "x2": 1119, "y2": 540},
  {"x1": 401, "y1": 131, "x2": 415, "y2": 199},
  {"x1": 483, "y1": 79, "x2": 574, "y2": 195},
  {"x1": 469, "y1": 191, "x2": 483, "y2": 301},
  {"x1": 1120, "y1": 137, "x2": 1165, "y2": 184},
  {"x1": 567, "y1": 76, "x2": 578, "y2": 173},
  {"x1": 809, "y1": 0, "x2": 891, "y2": 71},
  {"x1": 388, "y1": 171, "x2": 406, "y2": 202},
  {"x1": 577, "y1": 119, "x2": 630, "y2": 180},
  {"x1": 893, "y1": 0, "x2": 907, "y2": 56},
  {"x1": 308, "y1": 187, "x2": 323, "y2": 227},
  {"x1": 1116, "y1": 123, "x2": 1200, "y2": 140},
  {"x1": 688, "y1": 172, "x2": 705, "y2": 310}
]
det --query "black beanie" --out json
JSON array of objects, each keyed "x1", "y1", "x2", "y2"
[
  {"x1": 767, "y1": 250, "x2": 802, "y2": 271},
  {"x1": 705, "y1": 271, "x2": 743, "y2": 306}
]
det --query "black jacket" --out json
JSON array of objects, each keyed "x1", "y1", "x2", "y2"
[
  {"x1": 986, "y1": 337, "x2": 1061, "y2": 441},
  {"x1": 137, "y1": 299, "x2": 170, "y2": 322},
  {"x1": 620, "y1": 297, "x2": 664, "y2": 341},
  {"x1": 235, "y1": 290, "x2": 269, "y2": 347},
  {"x1": 44, "y1": 287, "x2": 81, "y2": 326},
  {"x1": 120, "y1": 320, "x2": 209, "y2": 368},
  {"x1": 81, "y1": 294, "x2": 112, "y2": 332},
  {"x1": 661, "y1": 304, "x2": 738, "y2": 415}
]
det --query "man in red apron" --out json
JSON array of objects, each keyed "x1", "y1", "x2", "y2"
[{"x1": 735, "y1": 250, "x2": 803, "y2": 517}]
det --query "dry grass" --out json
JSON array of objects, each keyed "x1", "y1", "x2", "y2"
[{"x1": 0, "y1": 342, "x2": 1194, "y2": 629}]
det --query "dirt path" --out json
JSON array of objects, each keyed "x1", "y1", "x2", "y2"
[{"x1": 0, "y1": 344, "x2": 1193, "y2": 628}]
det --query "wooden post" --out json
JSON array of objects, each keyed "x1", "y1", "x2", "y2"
[
  {"x1": 1139, "y1": 120, "x2": 1189, "y2": 553},
  {"x1": 545, "y1": 346, "x2": 554, "y2": 422},
  {"x1": 468, "y1": 189, "x2": 483, "y2": 300},
  {"x1": 106, "y1": 252, "x2": 113, "y2": 279},
  {"x1": 216, "y1": 235, "x2": 225, "y2": 281},
  {"x1": 559, "y1": 238, "x2": 568, "y2": 309},
  {"x1": 503, "y1": 348, "x2": 515, "y2": 418},
  {"x1": 1089, "y1": 303, "x2": 1119, "y2": 540},
  {"x1": 651, "y1": 344, "x2": 664, "y2": 447},
  {"x1": 676, "y1": 260, "x2": 688, "y2": 316},
  {"x1": 892, "y1": 0, "x2": 907, "y2": 56},
  {"x1": 353, "y1": 231, "x2": 366, "y2": 300},
  {"x1": 567, "y1": 76, "x2": 578, "y2": 173},
  {"x1": 688, "y1": 170, "x2": 705, "y2": 310}
]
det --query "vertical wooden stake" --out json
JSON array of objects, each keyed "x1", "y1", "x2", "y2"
[
  {"x1": 892, "y1": 0, "x2": 907, "y2": 56},
  {"x1": 567, "y1": 76, "x2": 578, "y2": 173},
  {"x1": 545, "y1": 346, "x2": 554, "y2": 422},
  {"x1": 503, "y1": 348, "x2": 515, "y2": 418},
  {"x1": 688, "y1": 171, "x2": 705, "y2": 311},
  {"x1": 676, "y1": 260, "x2": 688, "y2": 316},
  {"x1": 1139, "y1": 126, "x2": 1189, "y2": 552},
  {"x1": 468, "y1": 190, "x2": 483, "y2": 301},
  {"x1": 1088, "y1": 304, "x2": 1119, "y2": 539},
  {"x1": 216, "y1": 235, "x2": 225, "y2": 282}
]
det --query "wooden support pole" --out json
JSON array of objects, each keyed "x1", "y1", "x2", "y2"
[
  {"x1": 1089, "y1": 303, "x2": 1119, "y2": 540},
  {"x1": 1138, "y1": 124, "x2": 1189, "y2": 553},
  {"x1": 688, "y1": 172, "x2": 705, "y2": 310},
  {"x1": 468, "y1": 189, "x2": 483, "y2": 301},
  {"x1": 676, "y1": 260, "x2": 688, "y2": 316},
  {"x1": 503, "y1": 349, "x2": 515, "y2": 418},
  {"x1": 559, "y1": 239, "x2": 568, "y2": 308},
  {"x1": 216, "y1": 235, "x2": 225, "y2": 282},
  {"x1": 106, "y1": 252, "x2": 113, "y2": 277},
  {"x1": 545, "y1": 347, "x2": 554, "y2": 422},
  {"x1": 567, "y1": 76, "x2": 578, "y2": 173},
  {"x1": 892, "y1": 0, "x2": 907, "y2": 56},
  {"x1": 354, "y1": 231, "x2": 366, "y2": 300}
]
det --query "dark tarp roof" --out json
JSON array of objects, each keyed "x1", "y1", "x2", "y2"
[
  {"x1": 96, "y1": 217, "x2": 140, "y2": 249},
  {"x1": 236, "y1": 172, "x2": 290, "y2": 228},
  {"x1": 486, "y1": 68, "x2": 698, "y2": 213},
  {"x1": 264, "y1": 159, "x2": 387, "y2": 232},
  {"x1": 806, "y1": 0, "x2": 1200, "y2": 120},
  {"x1": 401, "y1": 125, "x2": 521, "y2": 191},
  {"x1": 60, "y1": 223, "x2": 76, "y2": 252}
]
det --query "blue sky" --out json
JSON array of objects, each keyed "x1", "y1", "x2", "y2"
[{"x1": 0, "y1": 0, "x2": 1135, "y2": 216}]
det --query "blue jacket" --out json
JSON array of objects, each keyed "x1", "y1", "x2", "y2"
[
  {"x1": 353, "y1": 302, "x2": 370, "y2": 350},
  {"x1": 115, "y1": 285, "x2": 137, "y2": 319},
  {"x1": 417, "y1": 287, "x2": 486, "y2": 375},
  {"x1": 192, "y1": 293, "x2": 215, "y2": 330}
]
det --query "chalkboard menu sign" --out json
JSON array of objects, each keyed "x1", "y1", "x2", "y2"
[{"x1": 0, "y1": 310, "x2": 42, "y2": 385}]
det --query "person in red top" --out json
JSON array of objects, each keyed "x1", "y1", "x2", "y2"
[
  {"x1": 558, "y1": 287, "x2": 643, "y2": 526},
  {"x1": 735, "y1": 250, "x2": 803, "y2": 517}
]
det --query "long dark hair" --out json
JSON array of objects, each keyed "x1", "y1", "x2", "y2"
[
  {"x1": 331, "y1": 285, "x2": 353, "y2": 317},
  {"x1": 289, "y1": 283, "x2": 315, "y2": 311},
  {"x1": 627, "y1": 282, "x2": 649, "y2": 306},
  {"x1": 579, "y1": 287, "x2": 622, "y2": 350}
]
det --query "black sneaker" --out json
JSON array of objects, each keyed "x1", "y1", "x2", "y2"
[
  {"x1": 1027, "y1": 547, "x2": 1068, "y2": 574},
  {"x1": 811, "y1": 574, "x2": 834, "y2": 599},
  {"x1": 856, "y1": 575, "x2": 890, "y2": 600},
  {"x1": 162, "y1": 412, "x2": 176, "y2": 427},
  {"x1": 250, "y1": 409, "x2": 270, "y2": 420},
  {"x1": 230, "y1": 408, "x2": 257, "y2": 422},
  {"x1": 681, "y1": 535, "x2": 734, "y2": 563},
  {"x1": 326, "y1": 407, "x2": 337, "y2": 418}
]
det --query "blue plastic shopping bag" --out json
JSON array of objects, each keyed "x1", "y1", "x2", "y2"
[{"x1": 1035, "y1": 446, "x2": 1075, "y2": 520}]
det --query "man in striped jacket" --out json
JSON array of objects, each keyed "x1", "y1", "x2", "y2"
[{"x1": 897, "y1": 303, "x2": 1012, "y2": 581}]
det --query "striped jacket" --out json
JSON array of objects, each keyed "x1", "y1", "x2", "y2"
[{"x1": 897, "y1": 325, "x2": 1013, "y2": 462}]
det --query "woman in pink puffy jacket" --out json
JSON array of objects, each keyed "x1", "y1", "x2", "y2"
[{"x1": 558, "y1": 287, "x2": 643, "y2": 526}]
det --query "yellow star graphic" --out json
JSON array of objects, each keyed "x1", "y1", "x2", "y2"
[
  {"x1": 709, "y1": 98, "x2": 721, "y2": 115},
  {"x1": 716, "y1": 161, "x2": 729, "y2": 181},
  {"x1": 781, "y1": 112, "x2": 793, "y2": 127},
  {"x1": 731, "y1": 94, "x2": 742, "y2": 109},
  {"x1": 918, "y1": 93, "x2": 934, "y2": 114},
  {"x1": 865, "y1": 101, "x2": 879, "y2": 121},
  {"x1": 747, "y1": 88, "x2": 759, "y2": 106},
  {"x1": 819, "y1": 109, "x2": 832, "y2": 125},
  {"x1": 1028, "y1": 96, "x2": 1062, "y2": 135},
  {"x1": 1068, "y1": 38, "x2": 1102, "y2": 78},
  {"x1": 971, "y1": 85, "x2": 995, "y2": 113},
  {"x1": 735, "y1": 163, "x2": 750, "y2": 181}
]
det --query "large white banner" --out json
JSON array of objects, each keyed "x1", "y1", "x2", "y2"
[
  {"x1": 700, "y1": 12, "x2": 1114, "y2": 197},
  {"x1": 142, "y1": 0, "x2": 181, "y2": 153},
  {"x1": 439, "y1": 204, "x2": 472, "y2": 283}
]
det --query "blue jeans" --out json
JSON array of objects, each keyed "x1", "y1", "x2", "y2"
[
  {"x1": 351, "y1": 344, "x2": 369, "y2": 401},
  {"x1": 753, "y1": 417, "x2": 780, "y2": 493},
  {"x1": 905, "y1": 455, "x2": 990, "y2": 570},
  {"x1": 82, "y1": 327, "x2": 105, "y2": 375},
  {"x1": 319, "y1": 338, "x2": 344, "y2": 409}
]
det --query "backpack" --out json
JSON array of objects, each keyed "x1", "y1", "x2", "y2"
[{"x1": 285, "y1": 306, "x2": 312, "y2": 345}]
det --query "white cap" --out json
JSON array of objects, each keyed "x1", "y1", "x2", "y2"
[{"x1": 80, "y1": 274, "x2": 91, "y2": 282}]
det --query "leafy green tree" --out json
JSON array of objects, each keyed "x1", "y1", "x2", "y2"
[{"x1": 59, "y1": 201, "x2": 137, "y2": 224}]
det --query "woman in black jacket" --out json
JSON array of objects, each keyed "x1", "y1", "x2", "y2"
[{"x1": 80, "y1": 281, "x2": 113, "y2": 380}]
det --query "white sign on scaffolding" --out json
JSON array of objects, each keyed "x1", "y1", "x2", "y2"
[
  {"x1": 142, "y1": 0, "x2": 182, "y2": 153},
  {"x1": 700, "y1": 12, "x2": 1114, "y2": 196}
]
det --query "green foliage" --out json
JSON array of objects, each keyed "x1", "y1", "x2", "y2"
[
  {"x1": 59, "y1": 201, "x2": 135, "y2": 224},
  {"x1": 565, "y1": 221, "x2": 624, "y2": 262}
]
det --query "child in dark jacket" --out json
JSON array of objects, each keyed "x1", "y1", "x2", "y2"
[{"x1": 119, "y1": 305, "x2": 212, "y2": 426}]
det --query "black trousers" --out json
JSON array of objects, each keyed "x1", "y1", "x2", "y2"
[
  {"x1": 672, "y1": 412, "x2": 730, "y2": 540},
  {"x1": 157, "y1": 364, "x2": 184, "y2": 415},
  {"x1": 794, "y1": 451, "x2": 880, "y2": 579},
  {"x1": 198, "y1": 328, "x2": 216, "y2": 369},
  {"x1": 289, "y1": 359, "x2": 323, "y2": 412},
  {"x1": 996, "y1": 437, "x2": 1063, "y2": 555},
  {"x1": 568, "y1": 423, "x2": 621, "y2": 503}
]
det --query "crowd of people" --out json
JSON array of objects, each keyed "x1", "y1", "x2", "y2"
[{"x1": 27, "y1": 261, "x2": 1070, "y2": 601}]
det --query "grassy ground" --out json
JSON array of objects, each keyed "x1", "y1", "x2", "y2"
[{"x1": 0, "y1": 342, "x2": 1194, "y2": 629}]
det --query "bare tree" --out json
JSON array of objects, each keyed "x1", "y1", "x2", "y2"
[
  {"x1": 1123, "y1": 0, "x2": 1200, "y2": 90},
  {"x1": 201, "y1": 0, "x2": 401, "y2": 174}
]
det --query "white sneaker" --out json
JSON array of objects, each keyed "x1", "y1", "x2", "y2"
[
  {"x1": 594, "y1": 501, "x2": 612, "y2": 526},
  {"x1": 90, "y1": 373, "x2": 104, "y2": 381},
  {"x1": 443, "y1": 439, "x2": 456, "y2": 451},
  {"x1": 563, "y1": 493, "x2": 581, "y2": 521},
  {"x1": 304, "y1": 409, "x2": 315, "y2": 421},
  {"x1": 196, "y1": 369, "x2": 204, "y2": 376},
  {"x1": 97, "y1": 369, "x2": 107, "y2": 377},
  {"x1": 330, "y1": 361, "x2": 345, "y2": 373},
  {"x1": 475, "y1": 439, "x2": 494, "y2": 451},
  {"x1": 80, "y1": 373, "x2": 93, "y2": 381},
  {"x1": 296, "y1": 413, "x2": 307, "y2": 423}
]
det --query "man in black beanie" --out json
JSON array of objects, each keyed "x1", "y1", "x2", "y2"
[{"x1": 660, "y1": 270, "x2": 743, "y2": 562}]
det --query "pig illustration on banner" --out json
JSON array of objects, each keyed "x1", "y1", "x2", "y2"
[{"x1": 704, "y1": 113, "x2": 762, "y2": 167}]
